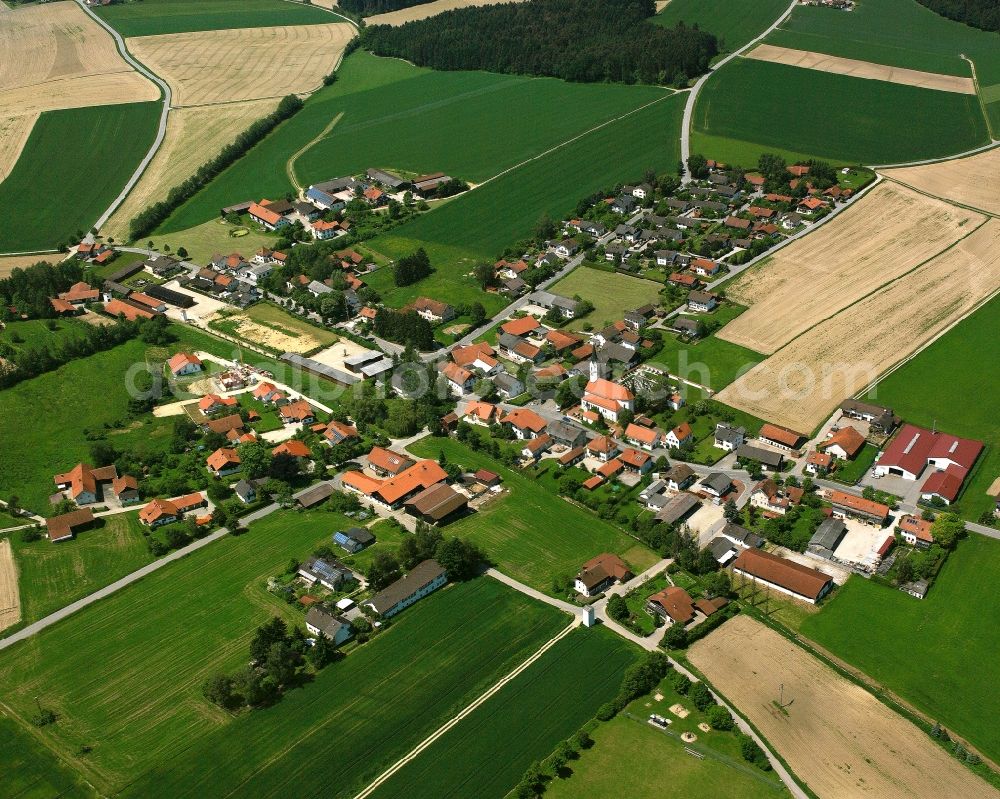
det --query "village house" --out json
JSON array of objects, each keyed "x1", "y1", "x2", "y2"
[
  {"x1": 138, "y1": 493, "x2": 206, "y2": 528},
  {"x1": 898, "y1": 514, "x2": 934, "y2": 549},
  {"x1": 719, "y1": 521, "x2": 764, "y2": 550},
  {"x1": 324, "y1": 419, "x2": 359, "y2": 446},
  {"x1": 279, "y1": 399, "x2": 315, "y2": 425},
  {"x1": 334, "y1": 527, "x2": 376, "y2": 554},
  {"x1": 206, "y1": 447, "x2": 242, "y2": 477},
  {"x1": 687, "y1": 290, "x2": 718, "y2": 313},
  {"x1": 646, "y1": 586, "x2": 696, "y2": 627},
  {"x1": 367, "y1": 447, "x2": 414, "y2": 478},
  {"x1": 363, "y1": 559, "x2": 448, "y2": 618},
  {"x1": 819, "y1": 426, "x2": 866, "y2": 460},
  {"x1": 304, "y1": 606, "x2": 353, "y2": 645},
  {"x1": 272, "y1": 439, "x2": 312, "y2": 462},
  {"x1": 343, "y1": 460, "x2": 449, "y2": 510},
  {"x1": 805, "y1": 451, "x2": 834, "y2": 475},
  {"x1": 840, "y1": 399, "x2": 898, "y2": 434},
  {"x1": 248, "y1": 200, "x2": 290, "y2": 231},
  {"x1": 461, "y1": 401, "x2": 499, "y2": 427},
  {"x1": 438, "y1": 361, "x2": 474, "y2": 396},
  {"x1": 167, "y1": 352, "x2": 202, "y2": 377},
  {"x1": 749, "y1": 479, "x2": 802, "y2": 516},
  {"x1": 665, "y1": 463, "x2": 696, "y2": 492},
  {"x1": 574, "y1": 553, "x2": 633, "y2": 597},
  {"x1": 498, "y1": 333, "x2": 543, "y2": 364},
  {"x1": 700, "y1": 472, "x2": 732, "y2": 498},
  {"x1": 624, "y1": 422, "x2": 661, "y2": 450},
  {"x1": 299, "y1": 556, "x2": 354, "y2": 591},
  {"x1": 587, "y1": 435, "x2": 619, "y2": 462},
  {"x1": 199, "y1": 394, "x2": 238, "y2": 415},
  {"x1": 411, "y1": 297, "x2": 455, "y2": 323},
  {"x1": 521, "y1": 433, "x2": 553, "y2": 461},
  {"x1": 714, "y1": 423, "x2": 745, "y2": 452},
  {"x1": 546, "y1": 419, "x2": 589, "y2": 449},
  {"x1": 664, "y1": 422, "x2": 693, "y2": 450},
  {"x1": 620, "y1": 447, "x2": 652, "y2": 474},
  {"x1": 500, "y1": 408, "x2": 547, "y2": 440}
]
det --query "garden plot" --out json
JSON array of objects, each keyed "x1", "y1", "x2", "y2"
[
  {"x1": 745, "y1": 44, "x2": 976, "y2": 94},
  {"x1": 717, "y1": 217, "x2": 1000, "y2": 438},
  {"x1": 689, "y1": 615, "x2": 999, "y2": 799},
  {"x1": 0, "y1": 1, "x2": 157, "y2": 118},
  {"x1": 126, "y1": 23, "x2": 354, "y2": 107}
]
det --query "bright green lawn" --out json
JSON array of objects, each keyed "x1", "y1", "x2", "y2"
[
  {"x1": 369, "y1": 626, "x2": 639, "y2": 799},
  {"x1": 830, "y1": 443, "x2": 879, "y2": 485},
  {"x1": 366, "y1": 93, "x2": 685, "y2": 310},
  {"x1": 147, "y1": 219, "x2": 280, "y2": 265},
  {"x1": 0, "y1": 318, "x2": 92, "y2": 354},
  {"x1": 653, "y1": 0, "x2": 790, "y2": 53},
  {"x1": 800, "y1": 535, "x2": 1000, "y2": 764},
  {"x1": 546, "y1": 679, "x2": 787, "y2": 798},
  {"x1": 96, "y1": 0, "x2": 338, "y2": 36},
  {"x1": 406, "y1": 437, "x2": 658, "y2": 592},
  {"x1": 158, "y1": 52, "x2": 667, "y2": 235},
  {"x1": 694, "y1": 57, "x2": 989, "y2": 166},
  {"x1": 0, "y1": 103, "x2": 161, "y2": 252},
  {"x1": 9, "y1": 513, "x2": 153, "y2": 628},
  {"x1": 0, "y1": 716, "x2": 97, "y2": 799},
  {"x1": 110, "y1": 578, "x2": 564, "y2": 797},
  {"x1": 866, "y1": 294, "x2": 1000, "y2": 521},
  {"x1": 649, "y1": 333, "x2": 765, "y2": 391},
  {"x1": 550, "y1": 267, "x2": 662, "y2": 330}
]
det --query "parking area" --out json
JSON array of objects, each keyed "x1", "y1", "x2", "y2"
[{"x1": 830, "y1": 517, "x2": 892, "y2": 567}]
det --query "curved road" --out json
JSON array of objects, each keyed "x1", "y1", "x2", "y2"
[
  {"x1": 680, "y1": 0, "x2": 798, "y2": 182},
  {"x1": 74, "y1": 0, "x2": 173, "y2": 236}
]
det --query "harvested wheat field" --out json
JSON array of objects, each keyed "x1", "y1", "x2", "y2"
[
  {"x1": 0, "y1": 539, "x2": 21, "y2": 633},
  {"x1": 0, "y1": 113, "x2": 38, "y2": 183},
  {"x1": 690, "y1": 615, "x2": 999, "y2": 799},
  {"x1": 719, "y1": 182, "x2": 982, "y2": 354},
  {"x1": 717, "y1": 219, "x2": 1000, "y2": 432},
  {"x1": 745, "y1": 44, "x2": 976, "y2": 94},
  {"x1": 882, "y1": 146, "x2": 1000, "y2": 216},
  {"x1": 0, "y1": 253, "x2": 60, "y2": 277},
  {"x1": 366, "y1": 0, "x2": 525, "y2": 25},
  {"x1": 126, "y1": 23, "x2": 354, "y2": 108},
  {"x1": 103, "y1": 99, "x2": 278, "y2": 240},
  {"x1": 0, "y1": 1, "x2": 156, "y2": 118}
]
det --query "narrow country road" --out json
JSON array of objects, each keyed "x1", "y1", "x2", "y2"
[
  {"x1": 680, "y1": 0, "x2": 798, "y2": 181},
  {"x1": 75, "y1": 0, "x2": 173, "y2": 235}
]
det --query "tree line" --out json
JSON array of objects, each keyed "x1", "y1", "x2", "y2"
[
  {"x1": 129, "y1": 94, "x2": 304, "y2": 241},
  {"x1": 340, "y1": 0, "x2": 431, "y2": 16},
  {"x1": 360, "y1": 0, "x2": 718, "y2": 85},
  {"x1": 916, "y1": 0, "x2": 998, "y2": 31},
  {"x1": 373, "y1": 306, "x2": 434, "y2": 349}
]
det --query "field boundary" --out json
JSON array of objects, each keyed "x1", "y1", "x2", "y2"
[
  {"x1": 351, "y1": 621, "x2": 579, "y2": 799},
  {"x1": 963, "y1": 55, "x2": 996, "y2": 141},
  {"x1": 879, "y1": 172, "x2": 1000, "y2": 219}
]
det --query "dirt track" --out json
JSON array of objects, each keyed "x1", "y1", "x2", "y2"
[
  {"x1": 746, "y1": 44, "x2": 976, "y2": 94},
  {"x1": 689, "y1": 615, "x2": 1000, "y2": 799},
  {"x1": 103, "y1": 100, "x2": 279, "y2": 240},
  {"x1": 883, "y1": 146, "x2": 1000, "y2": 216},
  {"x1": 366, "y1": 0, "x2": 525, "y2": 25},
  {"x1": 719, "y1": 182, "x2": 981, "y2": 354},
  {"x1": 717, "y1": 218, "x2": 1000, "y2": 432},
  {"x1": 0, "y1": 1, "x2": 157, "y2": 118},
  {"x1": 0, "y1": 539, "x2": 21, "y2": 634},
  {"x1": 126, "y1": 23, "x2": 354, "y2": 107}
]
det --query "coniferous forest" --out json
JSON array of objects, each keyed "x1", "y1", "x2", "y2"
[{"x1": 360, "y1": 0, "x2": 718, "y2": 85}]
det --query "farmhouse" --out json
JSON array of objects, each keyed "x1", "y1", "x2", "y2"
[
  {"x1": 45, "y1": 508, "x2": 96, "y2": 543},
  {"x1": 624, "y1": 422, "x2": 661, "y2": 450},
  {"x1": 574, "y1": 553, "x2": 633, "y2": 597},
  {"x1": 828, "y1": 489, "x2": 890, "y2": 525},
  {"x1": 248, "y1": 200, "x2": 289, "y2": 231},
  {"x1": 758, "y1": 423, "x2": 805, "y2": 452},
  {"x1": 53, "y1": 463, "x2": 139, "y2": 506},
  {"x1": 304, "y1": 606, "x2": 353, "y2": 645},
  {"x1": 299, "y1": 557, "x2": 354, "y2": 591},
  {"x1": 898, "y1": 514, "x2": 934, "y2": 549},
  {"x1": 700, "y1": 472, "x2": 732, "y2": 498},
  {"x1": 647, "y1": 586, "x2": 696, "y2": 626},
  {"x1": 346, "y1": 460, "x2": 448, "y2": 509},
  {"x1": 687, "y1": 291, "x2": 718, "y2": 312},
  {"x1": 139, "y1": 493, "x2": 205, "y2": 528},
  {"x1": 735, "y1": 444, "x2": 784, "y2": 471},
  {"x1": 411, "y1": 296, "x2": 455, "y2": 323},
  {"x1": 404, "y1": 483, "x2": 468, "y2": 525},
  {"x1": 167, "y1": 352, "x2": 202, "y2": 377},
  {"x1": 547, "y1": 419, "x2": 588, "y2": 449},
  {"x1": 334, "y1": 527, "x2": 375, "y2": 553},
  {"x1": 206, "y1": 447, "x2": 241, "y2": 477},
  {"x1": 819, "y1": 426, "x2": 866, "y2": 460},
  {"x1": 500, "y1": 409, "x2": 547, "y2": 440},
  {"x1": 57, "y1": 281, "x2": 100, "y2": 305},
  {"x1": 840, "y1": 399, "x2": 898, "y2": 434},
  {"x1": 364, "y1": 559, "x2": 448, "y2": 618},
  {"x1": 808, "y1": 518, "x2": 848, "y2": 560},
  {"x1": 731, "y1": 548, "x2": 833, "y2": 604},
  {"x1": 749, "y1": 479, "x2": 801, "y2": 516}
]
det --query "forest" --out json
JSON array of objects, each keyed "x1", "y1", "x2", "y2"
[
  {"x1": 916, "y1": 0, "x2": 998, "y2": 32},
  {"x1": 360, "y1": 0, "x2": 718, "y2": 84},
  {"x1": 339, "y1": 0, "x2": 432, "y2": 16}
]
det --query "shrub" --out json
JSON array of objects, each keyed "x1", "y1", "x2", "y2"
[{"x1": 707, "y1": 705, "x2": 733, "y2": 730}]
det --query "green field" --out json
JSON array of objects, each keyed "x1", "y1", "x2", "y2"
[
  {"x1": 688, "y1": 131, "x2": 836, "y2": 174},
  {"x1": 0, "y1": 318, "x2": 92, "y2": 355},
  {"x1": 0, "y1": 716, "x2": 97, "y2": 799},
  {"x1": 650, "y1": 332, "x2": 765, "y2": 392},
  {"x1": 369, "y1": 626, "x2": 639, "y2": 799},
  {"x1": 366, "y1": 93, "x2": 686, "y2": 309},
  {"x1": 10, "y1": 513, "x2": 153, "y2": 628},
  {"x1": 831, "y1": 442, "x2": 879, "y2": 485},
  {"x1": 407, "y1": 437, "x2": 658, "y2": 592},
  {"x1": 0, "y1": 103, "x2": 161, "y2": 253},
  {"x1": 95, "y1": 0, "x2": 339, "y2": 36},
  {"x1": 0, "y1": 510, "x2": 568, "y2": 794},
  {"x1": 147, "y1": 219, "x2": 281, "y2": 265},
  {"x1": 765, "y1": 0, "x2": 1000, "y2": 130},
  {"x1": 546, "y1": 676, "x2": 787, "y2": 798},
  {"x1": 158, "y1": 52, "x2": 668, "y2": 235},
  {"x1": 694, "y1": 57, "x2": 990, "y2": 166},
  {"x1": 653, "y1": 0, "x2": 790, "y2": 54},
  {"x1": 550, "y1": 267, "x2": 662, "y2": 330},
  {"x1": 867, "y1": 294, "x2": 1000, "y2": 521},
  {"x1": 800, "y1": 535, "x2": 1000, "y2": 764}
]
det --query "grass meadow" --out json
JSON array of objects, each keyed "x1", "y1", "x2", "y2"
[
  {"x1": 148, "y1": 219, "x2": 281, "y2": 265},
  {"x1": 866, "y1": 294, "x2": 1000, "y2": 522},
  {"x1": 653, "y1": 0, "x2": 790, "y2": 54},
  {"x1": 649, "y1": 331, "x2": 766, "y2": 392},
  {"x1": 550, "y1": 267, "x2": 662, "y2": 330},
  {"x1": 694, "y1": 58, "x2": 990, "y2": 166},
  {"x1": 766, "y1": 0, "x2": 1000, "y2": 130},
  {"x1": 368, "y1": 626, "x2": 639, "y2": 799},
  {"x1": 96, "y1": 0, "x2": 337, "y2": 36},
  {"x1": 0, "y1": 318, "x2": 93, "y2": 355},
  {"x1": 407, "y1": 437, "x2": 658, "y2": 592},
  {"x1": 800, "y1": 535, "x2": 1000, "y2": 764},
  {"x1": 0, "y1": 103, "x2": 161, "y2": 253},
  {"x1": 158, "y1": 52, "x2": 668, "y2": 234},
  {"x1": 9, "y1": 512, "x2": 153, "y2": 627},
  {"x1": 365, "y1": 93, "x2": 686, "y2": 309},
  {"x1": 0, "y1": 716, "x2": 97, "y2": 799}
]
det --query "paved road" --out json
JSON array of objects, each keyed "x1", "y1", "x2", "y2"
[
  {"x1": 680, "y1": 0, "x2": 798, "y2": 181},
  {"x1": 75, "y1": 0, "x2": 173, "y2": 236},
  {"x1": 0, "y1": 482, "x2": 329, "y2": 651}
]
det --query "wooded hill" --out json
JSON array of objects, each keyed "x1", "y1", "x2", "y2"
[
  {"x1": 360, "y1": 0, "x2": 718, "y2": 85},
  {"x1": 916, "y1": 0, "x2": 999, "y2": 32}
]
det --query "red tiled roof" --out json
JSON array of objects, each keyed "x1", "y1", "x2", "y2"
[
  {"x1": 367, "y1": 446, "x2": 413, "y2": 475},
  {"x1": 732, "y1": 549, "x2": 832, "y2": 601},
  {"x1": 648, "y1": 586, "x2": 695, "y2": 624},
  {"x1": 501, "y1": 316, "x2": 539, "y2": 337},
  {"x1": 501, "y1": 408, "x2": 547, "y2": 433},
  {"x1": 759, "y1": 423, "x2": 804, "y2": 448},
  {"x1": 167, "y1": 352, "x2": 201, "y2": 374},
  {"x1": 249, "y1": 201, "x2": 282, "y2": 226},
  {"x1": 820, "y1": 426, "x2": 866, "y2": 458},
  {"x1": 273, "y1": 439, "x2": 311, "y2": 459},
  {"x1": 829, "y1": 490, "x2": 890, "y2": 521}
]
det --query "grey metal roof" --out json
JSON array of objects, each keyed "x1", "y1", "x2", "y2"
[
  {"x1": 735, "y1": 444, "x2": 783, "y2": 467},
  {"x1": 810, "y1": 518, "x2": 848, "y2": 552},
  {"x1": 366, "y1": 559, "x2": 446, "y2": 615},
  {"x1": 701, "y1": 472, "x2": 732, "y2": 494}
]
